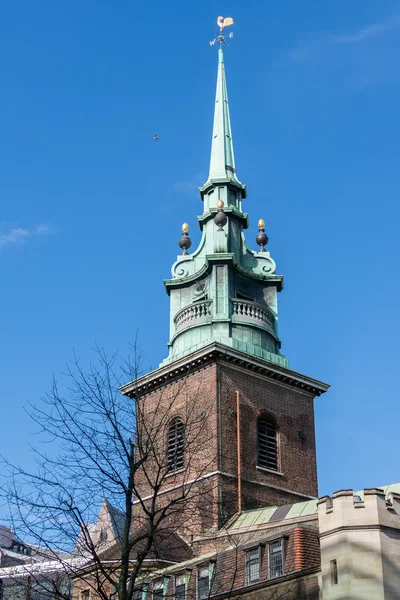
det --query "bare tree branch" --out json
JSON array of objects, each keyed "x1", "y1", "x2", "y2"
[{"x1": 0, "y1": 344, "x2": 218, "y2": 600}]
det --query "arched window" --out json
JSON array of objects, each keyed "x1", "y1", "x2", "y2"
[
  {"x1": 167, "y1": 417, "x2": 185, "y2": 472},
  {"x1": 257, "y1": 415, "x2": 278, "y2": 471}
]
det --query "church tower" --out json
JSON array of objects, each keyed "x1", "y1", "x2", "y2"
[
  {"x1": 163, "y1": 47, "x2": 285, "y2": 368},
  {"x1": 122, "y1": 41, "x2": 329, "y2": 534}
]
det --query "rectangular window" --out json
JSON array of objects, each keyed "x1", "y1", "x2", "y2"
[
  {"x1": 197, "y1": 566, "x2": 209, "y2": 600},
  {"x1": 153, "y1": 580, "x2": 163, "y2": 600},
  {"x1": 246, "y1": 548, "x2": 260, "y2": 583},
  {"x1": 258, "y1": 417, "x2": 278, "y2": 471},
  {"x1": 330, "y1": 559, "x2": 338, "y2": 585},
  {"x1": 175, "y1": 574, "x2": 186, "y2": 600},
  {"x1": 81, "y1": 591, "x2": 90, "y2": 600},
  {"x1": 269, "y1": 540, "x2": 283, "y2": 579}
]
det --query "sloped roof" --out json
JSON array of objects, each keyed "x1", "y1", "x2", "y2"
[
  {"x1": 0, "y1": 556, "x2": 86, "y2": 579},
  {"x1": 104, "y1": 499, "x2": 125, "y2": 542},
  {"x1": 230, "y1": 499, "x2": 318, "y2": 530},
  {"x1": 364, "y1": 483, "x2": 400, "y2": 497},
  {"x1": 230, "y1": 483, "x2": 400, "y2": 530},
  {"x1": 99, "y1": 527, "x2": 193, "y2": 564},
  {"x1": 28, "y1": 544, "x2": 71, "y2": 562},
  {"x1": 0, "y1": 526, "x2": 16, "y2": 549},
  {"x1": 0, "y1": 547, "x2": 29, "y2": 568},
  {"x1": 142, "y1": 550, "x2": 217, "y2": 579}
]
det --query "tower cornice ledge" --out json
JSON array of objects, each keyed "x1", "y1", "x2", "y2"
[
  {"x1": 199, "y1": 179, "x2": 247, "y2": 199},
  {"x1": 120, "y1": 343, "x2": 330, "y2": 399},
  {"x1": 197, "y1": 206, "x2": 249, "y2": 230},
  {"x1": 164, "y1": 254, "x2": 284, "y2": 292}
]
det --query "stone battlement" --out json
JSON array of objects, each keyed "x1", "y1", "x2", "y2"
[{"x1": 318, "y1": 487, "x2": 400, "y2": 535}]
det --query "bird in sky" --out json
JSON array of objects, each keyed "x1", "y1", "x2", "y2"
[
  {"x1": 154, "y1": 134, "x2": 158, "y2": 141},
  {"x1": 217, "y1": 16, "x2": 234, "y2": 32}
]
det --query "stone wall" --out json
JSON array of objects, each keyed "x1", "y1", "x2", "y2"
[{"x1": 318, "y1": 487, "x2": 400, "y2": 600}]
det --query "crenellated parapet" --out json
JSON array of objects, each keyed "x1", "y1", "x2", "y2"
[
  {"x1": 318, "y1": 487, "x2": 400, "y2": 535},
  {"x1": 318, "y1": 486, "x2": 400, "y2": 600}
]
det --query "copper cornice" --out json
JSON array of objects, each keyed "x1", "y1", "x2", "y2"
[{"x1": 120, "y1": 343, "x2": 329, "y2": 399}]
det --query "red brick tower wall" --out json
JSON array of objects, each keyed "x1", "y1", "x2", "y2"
[
  {"x1": 132, "y1": 363, "x2": 221, "y2": 534},
  {"x1": 131, "y1": 354, "x2": 319, "y2": 534},
  {"x1": 218, "y1": 363, "x2": 318, "y2": 518}
]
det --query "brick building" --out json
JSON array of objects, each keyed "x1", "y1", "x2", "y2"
[
  {"x1": 0, "y1": 524, "x2": 74, "y2": 599},
  {"x1": 71, "y1": 20, "x2": 400, "y2": 600}
]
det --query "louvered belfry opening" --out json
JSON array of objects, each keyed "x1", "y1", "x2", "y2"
[
  {"x1": 167, "y1": 417, "x2": 185, "y2": 472},
  {"x1": 257, "y1": 415, "x2": 278, "y2": 471}
]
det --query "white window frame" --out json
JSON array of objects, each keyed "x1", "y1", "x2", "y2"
[
  {"x1": 245, "y1": 546, "x2": 261, "y2": 584},
  {"x1": 268, "y1": 539, "x2": 284, "y2": 579}
]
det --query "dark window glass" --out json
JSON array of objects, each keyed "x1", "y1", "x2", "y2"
[
  {"x1": 175, "y1": 575, "x2": 185, "y2": 600},
  {"x1": 167, "y1": 418, "x2": 185, "y2": 472},
  {"x1": 269, "y1": 540, "x2": 283, "y2": 579},
  {"x1": 257, "y1": 416, "x2": 278, "y2": 471},
  {"x1": 330, "y1": 559, "x2": 338, "y2": 585},
  {"x1": 246, "y1": 548, "x2": 260, "y2": 583},
  {"x1": 99, "y1": 529, "x2": 108, "y2": 543},
  {"x1": 197, "y1": 567, "x2": 209, "y2": 600},
  {"x1": 153, "y1": 581, "x2": 163, "y2": 600}
]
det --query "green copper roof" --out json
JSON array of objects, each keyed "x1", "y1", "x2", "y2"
[
  {"x1": 229, "y1": 483, "x2": 400, "y2": 530},
  {"x1": 230, "y1": 500, "x2": 318, "y2": 530},
  {"x1": 208, "y1": 48, "x2": 240, "y2": 184}
]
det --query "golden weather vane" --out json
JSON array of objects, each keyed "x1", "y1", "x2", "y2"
[{"x1": 209, "y1": 16, "x2": 234, "y2": 47}]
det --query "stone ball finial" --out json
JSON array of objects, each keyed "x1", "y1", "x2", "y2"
[
  {"x1": 178, "y1": 222, "x2": 192, "y2": 255},
  {"x1": 214, "y1": 200, "x2": 228, "y2": 231},
  {"x1": 256, "y1": 218, "x2": 269, "y2": 252}
]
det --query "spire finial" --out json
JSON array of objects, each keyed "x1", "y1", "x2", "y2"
[
  {"x1": 214, "y1": 200, "x2": 227, "y2": 231},
  {"x1": 178, "y1": 223, "x2": 192, "y2": 255},
  {"x1": 207, "y1": 18, "x2": 240, "y2": 185},
  {"x1": 209, "y1": 16, "x2": 234, "y2": 47},
  {"x1": 256, "y1": 219, "x2": 269, "y2": 252}
]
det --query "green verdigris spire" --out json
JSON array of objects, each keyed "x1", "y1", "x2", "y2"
[
  {"x1": 208, "y1": 48, "x2": 239, "y2": 183},
  {"x1": 161, "y1": 42, "x2": 287, "y2": 369}
]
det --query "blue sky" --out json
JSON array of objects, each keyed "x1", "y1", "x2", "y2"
[{"x1": 1, "y1": 0, "x2": 400, "y2": 503}]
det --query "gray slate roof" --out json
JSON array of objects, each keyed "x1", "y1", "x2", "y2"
[{"x1": 0, "y1": 525, "x2": 16, "y2": 549}]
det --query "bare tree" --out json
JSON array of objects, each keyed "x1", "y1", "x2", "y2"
[{"x1": 0, "y1": 344, "x2": 218, "y2": 600}]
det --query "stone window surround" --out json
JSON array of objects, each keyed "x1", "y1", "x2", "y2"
[{"x1": 196, "y1": 561, "x2": 216, "y2": 600}]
